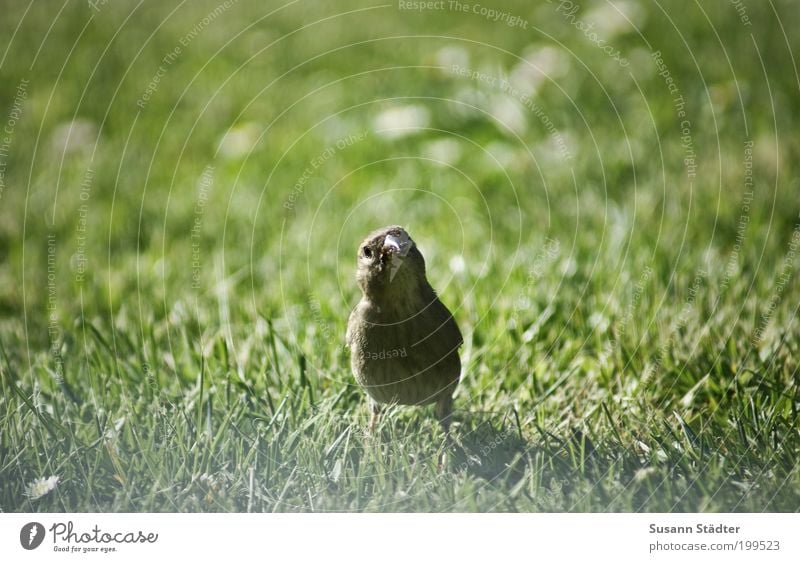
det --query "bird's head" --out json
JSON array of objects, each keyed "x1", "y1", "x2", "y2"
[{"x1": 355, "y1": 225, "x2": 427, "y2": 299}]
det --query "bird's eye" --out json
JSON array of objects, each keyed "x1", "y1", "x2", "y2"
[{"x1": 362, "y1": 246, "x2": 372, "y2": 258}]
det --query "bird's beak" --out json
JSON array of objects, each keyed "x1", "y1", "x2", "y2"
[{"x1": 383, "y1": 233, "x2": 411, "y2": 258}]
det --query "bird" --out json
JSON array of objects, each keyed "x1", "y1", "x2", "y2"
[{"x1": 346, "y1": 225, "x2": 463, "y2": 435}]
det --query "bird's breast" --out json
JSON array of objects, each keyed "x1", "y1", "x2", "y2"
[{"x1": 348, "y1": 298, "x2": 460, "y2": 406}]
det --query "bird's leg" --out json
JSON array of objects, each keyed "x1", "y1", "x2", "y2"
[
  {"x1": 368, "y1": 399, "x2": 381, "y2": 435},
  {"x1": 435, "y1": 393, "x2": 454, "y2": 469},
  {"x1": 435, "y1": 393, "x2": 453, "y2": 434}
]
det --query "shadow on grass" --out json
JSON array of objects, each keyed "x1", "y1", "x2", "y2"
[{"x1": 449, "y1": 415, "x2": 530, "y2": 486}]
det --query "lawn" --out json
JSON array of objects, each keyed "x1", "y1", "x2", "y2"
[{"x1": 0, "y1": 0, "x2": 798, "y2": 512}]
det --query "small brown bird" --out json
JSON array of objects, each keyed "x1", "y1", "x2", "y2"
[{"x1": 346, "y1": 225, "x2": 463, "y2": 434}]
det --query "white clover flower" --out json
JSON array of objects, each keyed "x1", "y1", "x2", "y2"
[
  {"x1": 422, "y1": 138, "x2": 462, "y2": 166},
  {"x1": 435, "y1": 45, "x2": 470, "y2": 69},
  {"x1": 217, "y1": 122, "x2": 261, "y2": 159},
  {"x1": 510, "y1": 45, "x2": 570, "y2": 95},
  {"x1": 489, "y1": 95, "x2": 527, "y2": 135},
  {"x1": 26, "y1": 476, "x2": 60, "y2": 500},
  {"x1": 449, "y1": 254, "x2": 466, "y2": 274},
  {"x1": 373, "y1": 105, "x2": 430, "y2": 139},
  {"x1": 49, "y1": 119, "x2": 98, "y2": 156},
  {"x1": 585, "y1": 1, "x2": 646, "y2": 38}
]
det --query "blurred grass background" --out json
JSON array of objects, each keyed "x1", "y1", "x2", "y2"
[{"x1": 0, "y1": 0, "x2": 798, "y2": 511}]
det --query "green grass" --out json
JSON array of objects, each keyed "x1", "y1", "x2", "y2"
[{"x1": 1, "y1": 0, "x2": 799, "y2": 512}]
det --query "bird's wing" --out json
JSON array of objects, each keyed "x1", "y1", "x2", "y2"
[{"x1": 424, "y1": 285, "x2": 463, "y2": 350}]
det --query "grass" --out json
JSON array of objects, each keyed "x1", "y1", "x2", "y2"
[{"x1": 0, "y1": 0, "x2": 799, "y2": 512}]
